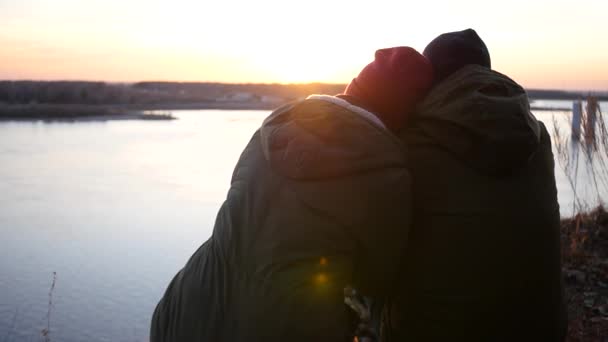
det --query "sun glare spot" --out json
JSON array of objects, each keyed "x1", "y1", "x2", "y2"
[{"x1": 314, "y1": 273, "x2": 328, "y2": 285}]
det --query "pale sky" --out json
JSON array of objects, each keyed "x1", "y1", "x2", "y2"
[{"x1": 1, "y1": 0, "x2": 607, "y2": 90}]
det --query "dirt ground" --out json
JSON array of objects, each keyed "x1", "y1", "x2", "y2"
[{"x1": 561, "y1": 206, "x2": 608, "y2": 341}]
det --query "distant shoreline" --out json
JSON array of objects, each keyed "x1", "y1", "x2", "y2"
[
  {"x1": 0, "y1": 104, "x2": 178, "y2": 121},
  {"x1": 530, "y1": 106, "x2": 573, "y2": 112},
  {"x1": 0, "y1": 98, "x2": 601, "y2": 122},
  {"x1": 0, "y1": 102, "x2": 280, "y2": 122},
  {"x1": 1, "y1": 80, "x2": 605, "y2": 121}
]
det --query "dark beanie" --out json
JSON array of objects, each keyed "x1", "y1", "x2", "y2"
[
  {"x1": 343, "y1": 46, "x2": 434, "y2": 132},
  {"x1": 423, "y1": 29, "x2": 491, "y2": 83}
]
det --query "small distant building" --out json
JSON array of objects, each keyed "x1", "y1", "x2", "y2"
[
  {"x1": 217, "y1": 92, "x2": 255, "y2": 102},
  {"x1": 260, "y1": 95, "x2": 284, "y2": 104}
]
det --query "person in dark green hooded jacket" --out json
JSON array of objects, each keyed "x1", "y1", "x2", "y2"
[
  {"x1": 150, "y1": 47, "x2": 434, "y2": 342},
  {"x1": 384, "y1": 29, "x2": 567, "y2": 342}
]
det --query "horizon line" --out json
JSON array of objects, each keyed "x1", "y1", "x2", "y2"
[{"x1": 1, "y1": 79, "x2": 607, "y2": 94}]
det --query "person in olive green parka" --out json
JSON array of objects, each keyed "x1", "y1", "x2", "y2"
[
  {"x1": 385, "y1": 29, "x2": 567, "y2": 342},
  {"x1": 151, "y1": 47, "x2": 434, "y2": 342}
]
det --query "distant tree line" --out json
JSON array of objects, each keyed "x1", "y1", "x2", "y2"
[
  {"x1": 527, "y1": 89, "x2": 608, "y2": 100},
  {"x1": 0, "y1": 81, "x2": 605, "y2": 106},
  {"x1": 0, "y1": 81, "x2": 214, "y2": 105},
  {"x1": 0, "y1": 81, "x2": 347, "y2": 106}
]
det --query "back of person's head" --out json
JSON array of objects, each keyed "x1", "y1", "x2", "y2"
[
  {"x1": 423, "y1": 28, "x2": 491, "y2": 83},
  {"x1": 343, "y1": 46, "x2": 433, "y2": 132}
]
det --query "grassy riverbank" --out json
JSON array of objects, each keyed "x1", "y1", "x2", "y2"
[{"x1": 562, "y1": 206, "x2": 608, "y2": 341}]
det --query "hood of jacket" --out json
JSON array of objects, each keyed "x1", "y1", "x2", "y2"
[
  {"x1": 408, "y1": 65, "x2": 541, "y2": 176},
  {"x1": 260, "y1": 95, "x2": 405, "y2": 180}
]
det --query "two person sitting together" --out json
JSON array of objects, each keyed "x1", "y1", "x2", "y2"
[{"x1": 151, "y1": 29, "x2": 566, "y2": 342}]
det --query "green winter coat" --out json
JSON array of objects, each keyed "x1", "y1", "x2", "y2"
[
  {"x1": 386, "y1": 65, "x2": 566, "y2": 341},
  {"x1": 151, "y1": 95, "x2": 412, "y2": 342}
]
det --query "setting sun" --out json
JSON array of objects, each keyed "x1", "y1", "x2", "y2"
[{"x1": 1, "y1": 0, "x2": 607, "y2": 89}]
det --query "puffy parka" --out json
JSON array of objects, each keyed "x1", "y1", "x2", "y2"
[
  {"x1": 385, "y1": 65, "x2": 566, "y2": 341},
  {"x1": 151, "y1": 95, "x2": 413, "y2": 342}
]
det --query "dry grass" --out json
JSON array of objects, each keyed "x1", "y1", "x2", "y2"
[
  {"x1": 552, "y1": 99, "x2": 608, "y2": 215},
  {"x1": 40, "y1": 272, "x2": 56, "y2": 342},
  {"x1": 552, "y1": 98, "x2": 608, "y2": 340},
  {"x1": 561, "y1": 207, "x2": 608, "y2": 341}
]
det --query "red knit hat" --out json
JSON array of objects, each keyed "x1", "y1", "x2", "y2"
[{"x1": 344, "y1": 47, "x2": 434, "y2": 132}]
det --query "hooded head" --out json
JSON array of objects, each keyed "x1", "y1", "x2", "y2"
[
  {"x1": 423, "y1": 29, "x2": 491, "y2": 83},
  {"x1": 344, "y1": 46, "x2": 434, "y2": 132}
]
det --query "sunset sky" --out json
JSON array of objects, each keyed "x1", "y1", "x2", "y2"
[{"x1": 1, "y1": 0, "x2": 607, "y2": 90}]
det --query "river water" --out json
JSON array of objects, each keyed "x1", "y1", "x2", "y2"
[{"x1": 0, "y1": 103, "x2": 606, "y2": 341}]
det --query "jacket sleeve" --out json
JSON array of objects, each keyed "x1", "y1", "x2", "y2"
[{"x1": 150, "y1": 239, "x2": 225, "y2": 342}]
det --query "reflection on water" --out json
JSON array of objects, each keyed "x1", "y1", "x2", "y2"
[
  {"x1": 0, "y1": 111, "x2": 268, "y2": 342},
  {"x1": 0, "y1": 106, "x2": 606, "y2": 341}
]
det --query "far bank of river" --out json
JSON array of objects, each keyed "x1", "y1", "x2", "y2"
[
  {"x1": 2, "y1": 98, "x2": 604, "y2": 122},
  {"x1": 0, "y1": 103, "x2": 176, "y2": 121}
]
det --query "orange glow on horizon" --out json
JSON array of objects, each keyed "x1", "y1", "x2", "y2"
[{"x1": 1, "y1": 0, "x2": 607, "y2": 90}]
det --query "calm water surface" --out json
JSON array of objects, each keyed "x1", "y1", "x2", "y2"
[{"x1": 0, "y1": 104, "x2": 606, "y2": 341}]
